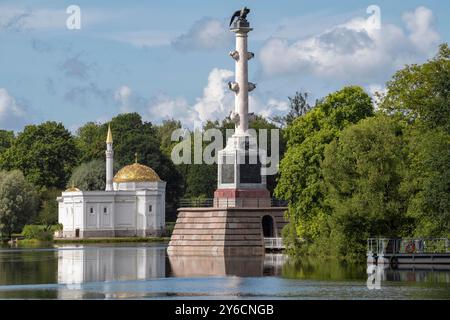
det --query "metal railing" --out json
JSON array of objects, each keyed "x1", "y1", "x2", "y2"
[
  {"x1": 367, "y1": 237, "x2": 449, "y2": 255},
  {"x1": 264, "y1": 237, "x2": 285, "y2": 250},
  {"x1": 179, "y1": 198, "x2": 288, "y2": 208}
]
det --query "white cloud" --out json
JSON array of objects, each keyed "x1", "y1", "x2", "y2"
[
  {"x1": 192, "y1": 68, "x2": 234, "y2": 122},
  {"x1": 116, "y1": 68, "x2": 289, "y2": 128},
  {"x1": 172, "y1": 17, "x2": 233, "y2": 51},
  {"x1": 143, "y1": 68, "x2": 289, "y2": 127},
  {"x1": 259, "y1": 6, "x2": 440, "y2": 84},
  {"x1": 114, "y1": 85, "x2": 132, "y2": 112},
  {"x1": 0, "y1": 88, "x2": 28, "y2": 130},
  {"x1": 403, "y1": 6, "x2": 440, "y2": 52},
  {"x1": 148, "y1": 94, "x2": 192, "y2": 122}
]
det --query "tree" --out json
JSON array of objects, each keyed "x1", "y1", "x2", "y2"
[
  {"x1": 275, "y1": 86, "x2": 374, "y2": 253},
  {"x1": 156, "y1": 119, "x2": 182, "y2": 158},
  {"x1": 0, "y1": 130, "x2": 14, "y2": 155},
  {"x1": 75, "y1": 122, "x2": 105, "y2": 163},
  {"x1": 380, "y1": 43, "x2": 450, "y2": 133},
  {"x1": 68, "y1": 159, "x2": 120, "y2": 191},
  {"x1": 36, "y1": 188, "x2": 61, "y2": 231},
  {"x1": 0, "y1": 121, "x2": 79, "y2": 190},
  {"x1": 271, "y1": 92, "x2": 313, "y2": 127},
  {"x1": 322, "y1": 115, "x2": 411, "y2": 260},
  {"x1": 401, "y1": 127, "x2": 450, "y2": 237},
  {"x1": 0, "y1": 170, "x2": 39, "y2": 237}
]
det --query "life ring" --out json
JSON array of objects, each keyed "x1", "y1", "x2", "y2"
[
  {"x1": 390, "y1": 256, "x2": 399, "y2": 269},
  {"x1": 405, "y1": 242, "x2": 416, "y2": 254}
]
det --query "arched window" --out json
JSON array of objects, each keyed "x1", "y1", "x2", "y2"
[{"x1": 262, "y1": 215, "x2": 275, "y2": 237}]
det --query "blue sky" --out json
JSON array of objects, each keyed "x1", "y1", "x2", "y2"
[{"x1": 0, "y1": 0, "x2": 449, "y2": 132}]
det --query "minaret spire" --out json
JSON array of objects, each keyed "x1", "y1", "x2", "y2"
[{"x1": 105, "y1": 123, "x2": 114, "y2": 191}]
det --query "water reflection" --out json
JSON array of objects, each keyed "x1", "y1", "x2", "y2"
[
  {"x1": 367, "y1": 264, "x2": 450, "y2": 289},
  {"x1": 0, "y1": 244, "x2": 449, "y2": 299},
  {"x1": 56, "y1": 245, "x2": 166, "y2": 299},
  {"x1": 168, "y1": 253, "x2": 287, "y2": 277},
  {"x1": 58, "y1": 245, "x2": 166, "y2": 284}
]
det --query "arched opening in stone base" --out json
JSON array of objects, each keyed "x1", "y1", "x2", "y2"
[{"x1": 262, "y1": 215, "x2": 275, "y2": 237}]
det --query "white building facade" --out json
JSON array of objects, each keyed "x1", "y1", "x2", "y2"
[{"x1": 57, "y1": 125, "x2": 166, "y2": 238}]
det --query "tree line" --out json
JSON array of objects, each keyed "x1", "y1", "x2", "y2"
[{"x1": 276, "y1": 44, "x2": 450, "y2": 260}]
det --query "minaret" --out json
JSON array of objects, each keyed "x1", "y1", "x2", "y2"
[{"x1": 105, "y1": 124, "x2": 114, "y2": 191}]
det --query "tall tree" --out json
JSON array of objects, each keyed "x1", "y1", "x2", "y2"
[
  {"x1": 156, "y1": 119, "x2": 182, "y2": 158},
  {"x1": 380, "y1": 43, "x2": 450, "y2": 133},
  {"x1": 275, "y1": 86, "x2": 374, "y2": 251},
  {"x1": 401, "y1": 127, "x2": 450, "y2": 237},
  {"x1": 75, "y1": 122, "x2": 105, "y2": 163},
  {"x1": 0, "y1": 170, "x2": 39, "y2": 237},
  {"x1": 0, "y1": 122, "x2": 78, "y2": 190},
  {"x1": 68, "y1": 158, "x2": 116, "y2": 191},
  {"x1": 271, "y1": 92, "x2": 313, "y2": 127},
  {"x1": 0, "y1": 130, "x2": 14, "y2": 155},
  {"x1": 322, "y1": 115, "x2": 411, "y2": 260}
]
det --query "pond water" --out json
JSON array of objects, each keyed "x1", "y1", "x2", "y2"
[{"x1": 0, "y1": 243, "x2": 449, "y2": 299}]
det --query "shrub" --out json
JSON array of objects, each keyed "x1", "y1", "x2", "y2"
[{"x1": 22, "y1": 225, "x2": 54, "y2": 241}]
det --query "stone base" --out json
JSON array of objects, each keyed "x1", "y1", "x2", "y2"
[
  {"x1": 214, "y1": 188, "x2": 271, "y2": 207},
  {"x1": 167, "y1": 207, "x2": 287, "y2": 256},
  {"x1": 58, "y1": 228, "x2": 163, "y2": 239}
]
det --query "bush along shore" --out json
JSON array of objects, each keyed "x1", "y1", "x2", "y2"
[{"x1": 2, "y1": 224, "x2": 171, "y2": 246}]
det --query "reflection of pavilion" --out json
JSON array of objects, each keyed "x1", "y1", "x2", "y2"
[
  {"x1": 168, "y1": 253, "x2": 287, "y2": 277},
  {"x1": 57, "y1": 245, "x2": 166, "y2": 299}
]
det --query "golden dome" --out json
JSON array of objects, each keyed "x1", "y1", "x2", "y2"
[{"x1": 113, "y1": 162, "x2": 161, "y2": 183}]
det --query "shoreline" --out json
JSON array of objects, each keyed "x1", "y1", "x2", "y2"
[{"x1": 9, "y1": 237, "x2": 170, "y2": 246}]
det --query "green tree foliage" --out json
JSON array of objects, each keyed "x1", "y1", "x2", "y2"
[
  {"x1": 401, "y1": 127, "x2": 450, "y2": 237},
  {"x1": 0, "y1": 122, "x2": 78, "y2": 190},
  {"x1": 69, "y1": 159, "x2": 107, "y2": 191},
  {"x1": 156, "y1": 119, "x2": 182, "y2": 158},
  {"x1": 0, "y1": 130, "x2": 14, "y2": 155},
  {"x1": 75, "y1": 122, "x2": 105, "y2": 163},
  {"x1": 68, "y1": 159, "x2": 122, "y2": 192},
  {"x1": 322, "y1": 115, "x2": 412, "y2": 260},
  {"x1": 0, "y1": 170, "x2": 39, "y2": 237},
  {"x1": 36, "y1": 188, "x2": 61, "y2": 230},
  {"x1": 380, "y1": 43, "x2": 450, "y2": 133},
  {"x1": 271, "y1": 92, "x2": 312, "y2": 127},
  {"x1": 275, "y1": 86, "x2": 374, "y2": 248}
]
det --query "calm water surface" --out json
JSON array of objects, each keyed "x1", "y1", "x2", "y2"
[{"x1": 0, "y1": 243, "x2": 449, "y2": 299}]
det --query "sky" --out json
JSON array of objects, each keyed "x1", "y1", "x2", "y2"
[{"x1": 0, "y1": 0, "x2": 449, "y2": 132}]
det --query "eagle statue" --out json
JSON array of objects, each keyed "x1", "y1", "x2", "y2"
[{"x1": 229, "y1": 7, "x2": 250, "y2": 26}]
